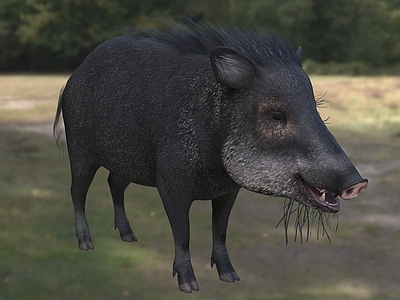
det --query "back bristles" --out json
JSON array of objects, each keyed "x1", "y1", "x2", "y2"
[{"x1": 138, "y1": 21, "x2": 302, "y2": 67}]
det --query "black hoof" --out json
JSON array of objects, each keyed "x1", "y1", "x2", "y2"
[
  {"x1": 173, "y1": 266, "x2": 199, "y2": 293},
  {"x1": 179, "y1": 282, "x2": 199, "y2": 293},
  {"x1": 219, "y1": 272, "x2": 240, "y2": 282},
  {"x1": 78, "y1": 240, "x2": 94, "y2": 251},
  {"x1": 121, "y1": 233, "x2": 138, "y2": 242}
]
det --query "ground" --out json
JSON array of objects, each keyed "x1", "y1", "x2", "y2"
[{"x1": 0, "y1": 75, "x2": 399, "y2": 300}]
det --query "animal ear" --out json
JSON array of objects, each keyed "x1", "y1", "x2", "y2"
[
  {"x1": 295, "y1": 46, "x2": 302, "y2": 62},
  {"x1": 210, "y1": 47, "x2": 257, "y2": 89}
]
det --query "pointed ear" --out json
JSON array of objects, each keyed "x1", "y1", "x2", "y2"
[
  {"x1": 210, "y1": 47, "x2": 257, "y2": 89},
  {"x1": 295, "y1": 46, "x2": 302, "y2": 62}
]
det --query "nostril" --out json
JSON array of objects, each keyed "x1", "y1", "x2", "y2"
[{"x1": 341, "y1": 180, "x2": 368, "y2": 200}]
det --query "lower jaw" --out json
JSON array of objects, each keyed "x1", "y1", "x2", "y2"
[{"x1": 309, "y1": 201, "x2": 340, "y2": 213}]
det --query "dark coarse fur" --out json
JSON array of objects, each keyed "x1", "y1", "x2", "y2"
[
  {"x1": 54, "y1": 22, "x2": 301, "y2": 145},
  {"x1": 54, "y1": 21, "x2": 367, "y2": 293},
  {"x1": 53, "y1": 23, "x2": 321, "y2": 244},
  {"x1": 135, "y1": 22, "x2": 302, "y2": 67},
  {"x1": 119, "y1": 23, "x2": 328, "y2": 244}
]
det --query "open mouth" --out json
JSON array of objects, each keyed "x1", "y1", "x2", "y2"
[{"x1": 302, "y1": 181, "x2": 340, "y2": 212}]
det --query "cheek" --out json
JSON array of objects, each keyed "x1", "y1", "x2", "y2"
[{"x1": 255, "y1": 115, "x2": 295, "y2": 142}]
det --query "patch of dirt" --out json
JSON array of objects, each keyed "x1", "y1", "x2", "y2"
[
  {"x1": 0, "y1": 100, "x2": 37, "y2": 110},
  {"x1": 1, "y1": 122, "x2": 54, "y2": 138},
  {"x1": 0, "y1": 97, "x2": 40, "y2": 110}
]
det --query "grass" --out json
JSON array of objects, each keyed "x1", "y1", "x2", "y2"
[
  {"x1": 311, "y1": 76, "x2": 400, "y2": 136},
  {"x1": 1, "y1": 74, "x2": 400, "y2": 300},
  {"x1": 0, "y1": 75, "x2": 67, "y2": 123}
]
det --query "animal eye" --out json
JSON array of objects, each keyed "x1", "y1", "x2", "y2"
[{"x1": 271, "y1": 111, "x2": 285, "y2": 121}]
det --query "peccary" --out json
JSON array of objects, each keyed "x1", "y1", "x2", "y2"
[{"x1": 54, "y1": 23, "x2": 368, "y2": 293}]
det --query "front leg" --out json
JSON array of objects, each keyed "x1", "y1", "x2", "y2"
[
  {"x1": 211, "y1": 190, "x2": 241, "y2": 282},
  {"x1": 158, "y1": 188, "x2": 199, "y2": 293}
]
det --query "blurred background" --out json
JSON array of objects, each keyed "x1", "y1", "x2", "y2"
[
  {"x1": 1, "y1": 0, "x2": 400, "y2": 74},
  {"x1": 1, "y1": 1, "x2": 400, "y2": 300}
]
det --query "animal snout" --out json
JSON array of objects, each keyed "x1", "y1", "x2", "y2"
[{"x1": 341, "y1": 179, "x2": 368, "y2": 200}]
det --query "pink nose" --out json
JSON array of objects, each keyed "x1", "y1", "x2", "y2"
[{"x1": 341, "y1": 180, "x2": 368, "y2": 200}]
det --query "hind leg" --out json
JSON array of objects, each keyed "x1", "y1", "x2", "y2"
[
  {"x1": 70, "y1": 163, "x2": 99, "y2": 251},
  {"x1": 107, "y1": 172, "x2": 137, "y2": 242}
]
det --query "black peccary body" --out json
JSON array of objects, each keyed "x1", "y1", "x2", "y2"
[{"x1": 54, "y1": 24, "x2": 368, "y2": 293}]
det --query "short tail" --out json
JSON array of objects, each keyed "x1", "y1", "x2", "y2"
[{"x1": 53, "y1": 85, "x2": 66, "y2": 148}]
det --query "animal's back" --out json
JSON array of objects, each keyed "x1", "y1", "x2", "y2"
[{"x1": 61, "y1": 35, "x2": 211, "y2": 185}]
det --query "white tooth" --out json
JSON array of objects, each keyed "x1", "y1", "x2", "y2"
[
  {"x1": 319, "y1": 193, "x2": 326, "y2": 202},
  {"x1": 319, "y1": 189, "x2": 327, "y2": 193}
]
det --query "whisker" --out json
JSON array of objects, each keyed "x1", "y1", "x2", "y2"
[
  {"x1": 322, "y1": 116, "x2": 331, "y2": 125},
  {"x1": 294, "y1": 202, "x2": 307, "y2": 243},
  {"x1": 272, "y1": 183, "x2": 296, "y2": 240},
  {"x1": 315, "y1": 92, "x2": 329, "y2": 109},
  {"x1": 276, "y1": 193, "x2": 297, "y2": 245},
  {"x1": 320, "y1": 212, "x2": 332, "y2": 243},
  {"x1": 283, "y1": 198, "x2": 293, "y2": 245},
  {"x1": 275, "y1": 184, "x2": 297, "y2": 228},
  {"x1": 315, "y1": 92, "x2": 330, "y2": 124},
  {"x1": 284, "y1": 191, "x2": 298, "y2": 245},
  {"x1": 299, "y1": 204, "x2": 309, "y2": 242},
  {"x1": 276, "y1": 196, "x2": 337, "y2": 244},
  {"x1": 306, "y1": 206, "x2": 311, "y2": 242},
  {"x1": 275, "y1": 199, "x2": 289, "y2": 228},
  {"x1": 329, "y1": 212, "x2": 339, "y2": 232}
]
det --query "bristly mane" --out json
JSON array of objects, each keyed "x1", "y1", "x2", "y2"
[{"x1": 132, "y1": 21, "x2": 302, "y2": 67}]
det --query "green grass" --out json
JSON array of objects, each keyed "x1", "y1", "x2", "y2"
[{"x1": 1, "y1": 75, "x2": 400, "y2": 299}]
